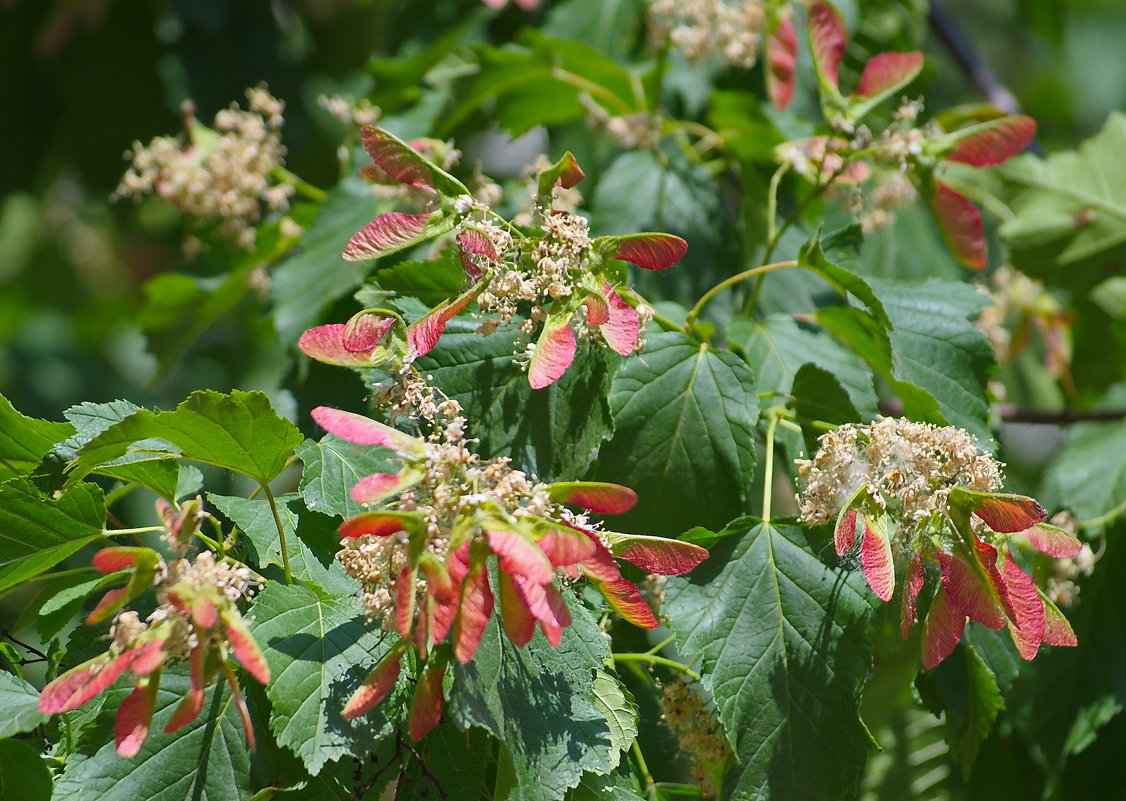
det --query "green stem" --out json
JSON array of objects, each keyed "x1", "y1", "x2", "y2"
[
  {"x1": 613, "y1": 653, "x2": 701, "y2": 681},
  {"x1": 552, "y1": 68, "x2": 634, "y2": 115},
  {"x1": 260, "y1": 483, "x2": 292, "y2": 584},
  {"x1": 765, "y1": 164, "x2": 787, "y2": 247},
  {"x1": 646, "y1": 633, "x2": 677, "y2": 656},
  {"x1": 1078, "y1": 498, "x2": 1126, "y2": 531},
  {"x1": 685, "y1": 261, "x2": 797, "y2": 333},
  {"x1": 482, "y1": 207, "x2": 530, "y2": 242},
  {"x1": 762, "y1": 412, "x2": 780, "y2": 525},
  {"x1": 272, "y1": 166, "x2": 326, "y2": 202},
  {"x1": 632, "y1": 740, "x2": 659, "y2": 801},
  {"x1": 104, "y1": 526, "x2": 165, "y2": 536},
  {"x1": 248, "y1": 453, "x2": 299, "y2": 500}
]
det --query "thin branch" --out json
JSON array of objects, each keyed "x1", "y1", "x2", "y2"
[
  {"x1": 878, "y1": 399, "x2": 1126, "y2": 425},
  {"x1": 929, "y1": 1, "x2": 1043, "y2": 155}
]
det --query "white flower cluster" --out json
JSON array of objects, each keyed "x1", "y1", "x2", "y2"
[
  {"x1": 659, "y1": 678, "x2": 732, "y2": 795},
  {"x1": 477, "y1": 209, "x2": 593, "y2": 338},
  {"x1": 797, "y1": 417, "x2": 1002, "y2": 536},
  {"x1": 317, "y1": 93, "x2": 381, "y2": 127},
  {"x1": 649, "y1": 0, "x2": 765, "y2": 69},
  {"x1": 115, "y1": 86, "x2": 293, "y2": 249},
  {"x1": 337, "y1": 418, "x2": 565, "y2": 627}
]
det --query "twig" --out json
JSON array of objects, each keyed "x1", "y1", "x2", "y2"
[{"x1": 877, "y1": 399, "x2": 1126, "y2": 425}]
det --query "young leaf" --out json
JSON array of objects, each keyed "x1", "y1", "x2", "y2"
[
  {"x1": 664, "y1": 520, "x2": 873, "y2": 800},
  {"x1": 0, "y1": 670, "x2": 49, "y2": 738},
  {"x1": 295, "y1": 433, "x2": 397, "y2": 520},
  {"x1": 416, "y1": 318, "x2": 617, "y2": 481},
  {"x1": 1000, "y1": 111, "x2": 1126, "y2": 269},
  {"x1": 0, "y1": 393, "x2": 73, "y2": 479},
  {"x1": 249, "y1": 582, "x2": 397, "y2": 775},
  {"x1": 69, "y1": 391, "x2": 303, "y2": 489},
  {"x1": 594, "y1": 333, "x2": 758, "y2": 538},
  {"x1": 0, "y1": 479, "x2": 104, "y2": 595},
  {"x1": 51, "y1": 669, "x2": 251, "y2": 801},
  {"x1": 448, "y1": 596, "x2": 621, "y2": 801}
]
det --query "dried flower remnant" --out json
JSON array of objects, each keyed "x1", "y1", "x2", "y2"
[
  {"x1": 38, "y1": 502, "x2": 268, "y2": 757},
  {"x1": 648, "y1": 0, "x2": 766, "y2": 69},
  {"x1": 115, "y1": 85, "x2": 294, "y2": 250},
  {"x1": 977, "y1": 265, "x2": 1073, "y2": 386},
  {"x1": 311, "y1": 406, "x2": 709, "y2": 739},
  {"x1": 797, "y1": 417, "x2": 1082, "y2": 668},
  {"x1": 660, "y1": 678, "x2": 732, "y2": 796}
]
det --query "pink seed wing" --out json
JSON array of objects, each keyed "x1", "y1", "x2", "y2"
[
  {"x1": 487, "y1": 529, "x2": 554, "y2": 584},
  {"x1": 497, "y1": 570, "x2": 537, "y2": 647},
  {"x1": 614, "y1": 233, "x2": 688, "y2": 271},
  {"x1": 299, "y1": 324, "x2": 375, "y2": 367},
  {"x1": 396, "y1": 566, "x2": 417, "y2": 640},
  {"x1": 1021, "y1": 524, "x2": 1083, "y2": 558},
  {"x1": 129, "y1": 640, "x2": 166, "y2": 677},
  {"x1": 808, "y1": 2, "x2": 848, "y2": 90},
  {"x1": 344, "y1": 212, "x2": 432, "y2": 261},
  {"x1": 453, "y1": 562, "x2": 494, "y2": 663},
  {"x1": 599, "y1": 283, "x2": 639, "y2": 356},
  {"x1": 528, "y1": 317, "x2": 577, "y2": 390},
  {"x1": 859, "y1": 517, "x2": 895, "y2": 602},
  {"x1": 1040, "y1": 592, "x2": 1078, "y2": 647},
  {"x1": 931, "y1": 182, "x2": 986, "y2": 270},
  {"x1": 584, "y1": 293, "x2": 610, "y2": 326},
  {"x1": 834, "y1": 507, "x2": 858, "y2": 556},
  {"x1": 1000, "y1": 556, "x2": 1045, "y2": 660},
  {"x1": 191, "y1": 595, "x2": 218, "y2": 629},
  {"x1": 164, "y1": 687, "x2": 204, "y2": 735},
  {"x1": 39, "y1": 652, "x2": 125, "y2": 714},
  {"x1": 408, "y1": 658, "x2": 447, "y2": 742},
  {"x1": 853, "y1": 51, "x2": 924, "y2": 99},
  {"x1": 221, "y1": 608, "x2": 271, "y2": 685},
  {"x1": 535, "y1": 524, "x2": 598, "y2": 568},
  {"x1": 350, "y1": 473, "x2": 404, "y2": 504},
  {"x1": 342, "y1": 642, "x2": 408, "y2": 720},
  {"x1": 311, "y1": 407, "x2": 420, "y2": 453},
  {"x1": 938, "y1": 546, "x2": 1005, "y2": 630},
  {"x1": 900, "y1": 553, "x2": 925, "y2": 640},
  {"x1": 92, "y1": 547, "x2": 140, "y2": 573},
  {"x1": 946, "y1": 116, "x2": 1037, "y2": 167},
  {"x1": 971, "y1": 494, "x2": 1047, "y2": 533},
  {"x1": 359, "y1": 125, "x2": 439, "y2": 192},
  {"x1": 605, "y1": 533, "x2": 709, "y2": 575},
  {"x1": 547, "y1": 481, "x2": 638, "y2": 514},
  {"x1": 589, "y1": 573, "x2": 658, "y2": 629},
  {"x1": 766, "y1": 12, "x2": 798, "y2": 110},
  {"x1": 85, "y1": 586, "x2": 131, "y2": 625},
  {"x1": 457, "y1": 230, "x2": 498, "y2": 280},
  {"x1": 342, "y1": 312, "x2": 395, "y2": 353},
  {"x1": 407, "y1": 289, "x2": 476, "y2": 358},
  {"x1": 115, "y1": 680, "x2": 158, "y2": 758},
  {"x1": 921, "y1": 586, "x2": 966, "y2": 669},
  {"x1": 339, "y1": 510, "x2": 418, "y2": 539}
]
